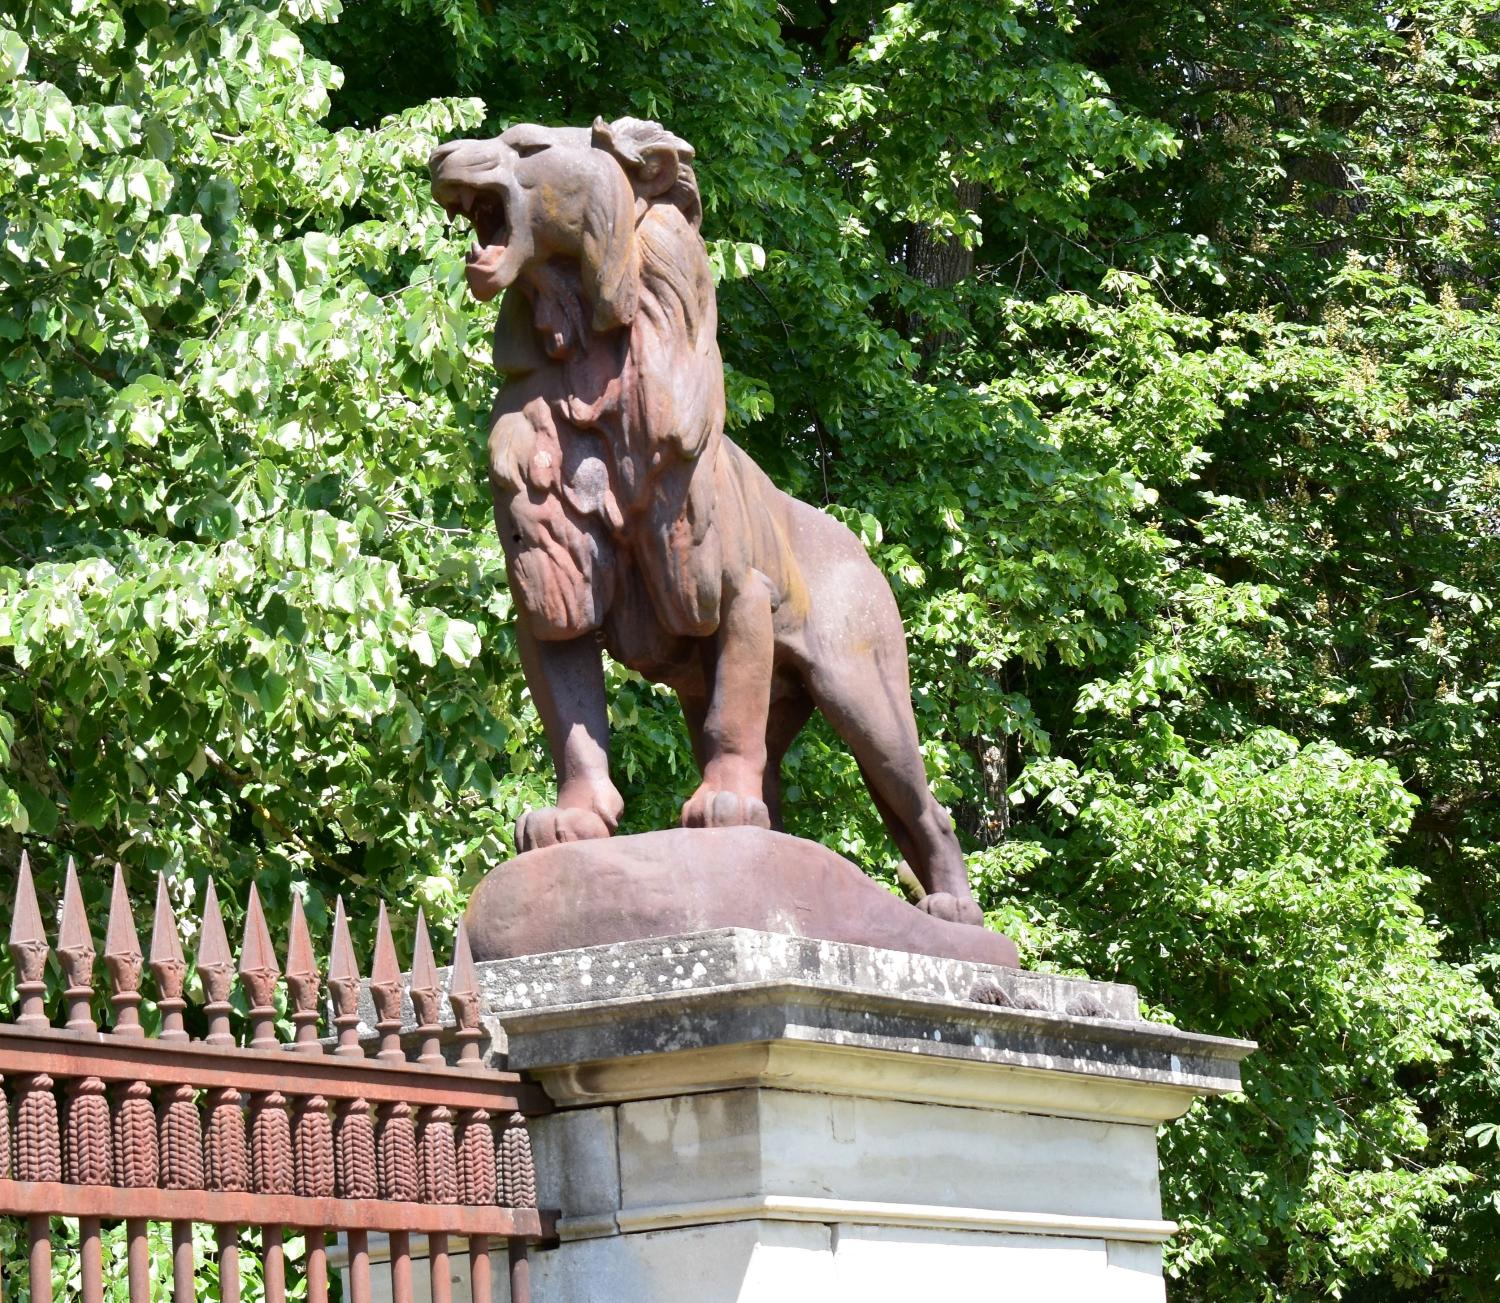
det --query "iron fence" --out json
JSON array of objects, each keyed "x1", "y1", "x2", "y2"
[{"x1": 0, "y1": 854, "x2": 553, "y2": 1302}]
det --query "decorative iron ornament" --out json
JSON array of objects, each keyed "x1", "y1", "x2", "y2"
[
  {"x1": 57, "y1": 859, "x2": 97, "y2": 1035},
  {"x1": 250, "y1": 1091, "x2": 296, "y2": 1197},
  {"x1": 294, "y1": 1095, "x2": 336, "y2": 1199},
  {"x1": 64, "y1": 1076, "x2": 113, "y2": 1187},
  {"x1": 10, "y1": 851, "x2": 49, "y2": 1030},
  {"x1": 286, "y1": 895, "x2": 322, "y2": 1053},
  {"x1": 197, "y1": 877, "x2": 236, "y2": 1049},
  {"x1": 328, "y1": 895, "x2": 364, "y2": 1059},
  {"x1": 334, "y1": 1097, "x2": 380, "y2": 1201},
  {"x1": 499, "y1": 1113, "x2": 538, "y2": 1210},
  {"x1": 160, "y1": 1082, "x2": 206, "y2": 1190},
  {"x1": 375, "y1": 1100, "x2": 420, "y2": 1202},
  {"x1": 240, "y1": 883, "x2": 281, "y2": 1052},
  {"x1": 205, "y1": 1085, "x2": 250, "y2": 1193},
  {"x1": 450, "y1": 920, "x2": 485, "y2": 1070},
  {"x1": 113, "y1": 1080, "x2": 159, "y2": 1189},
  {"x1": 105, "y1": 864, "x2": 146, "y2": 1038},
  {"x1": 17, "y1": 1073, "x2": 62, "y2": 1183},
  {"x1": 0, "y1": 1074, "x2": 10, "y2": 1181},
  {"x1": 369, "y1": 902, "x2": 406, "y2": 1067},
  {"x1": 0, "y1": 851, "x2": 552, "y2": 1303},
  {"x1": 410, "y1": 909, "x2": 446, "y2": 1068},
  {"x1": 148, "y1": 873, "x2": 188, "y2": 1044}
]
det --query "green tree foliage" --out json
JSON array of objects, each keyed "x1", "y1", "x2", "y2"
[{"x1": 2, "y1": 0, "x2": 1498, "y2": 1296}]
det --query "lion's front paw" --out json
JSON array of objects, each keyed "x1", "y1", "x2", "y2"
[
  {"x1": 680, "y1": 784, "x2": 771, "y2": 831},
  {"x1": 517, "y1": 806, "x2": 613, "y2": 852},
  {"x1": 918, "y1": 891, "x2": 985, "y2": 927}
]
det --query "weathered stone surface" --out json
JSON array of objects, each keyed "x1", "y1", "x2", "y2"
[
  {"x1": 465, "y1": 828, "x2": 1018, "y2": 967},
  {"x1": 476, "y1": 925, "x2": 1126, "y2": 1016},
  {"x1": 611, "y1": 1088, "x2": 1164, "y2": 1223},
  {"x1": 469, "y1": 928, "x2": 1251, "y2": 1119}
]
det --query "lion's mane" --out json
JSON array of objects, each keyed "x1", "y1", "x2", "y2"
[{"x1": 495, "y1": 129, "x2": 802, "y2": 650}]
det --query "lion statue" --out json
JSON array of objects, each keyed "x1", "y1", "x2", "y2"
[{"x1": 430, "y1": 116, "x2": 983, "y2": 926}]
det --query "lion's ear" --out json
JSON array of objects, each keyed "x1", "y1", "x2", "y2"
[{"x1": 592, "y1": 116, "x2": 695, "y2": 201}]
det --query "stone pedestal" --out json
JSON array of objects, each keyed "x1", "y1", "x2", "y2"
[{"x1": 484, "y1": 929, "x2": 1250, "y2": 1302}]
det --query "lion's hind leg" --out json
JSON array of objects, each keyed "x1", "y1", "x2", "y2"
[{"x1": 806, "y1": 654, "x2": 981, "y2": 926}]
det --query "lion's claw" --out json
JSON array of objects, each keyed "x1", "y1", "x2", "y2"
[
  {"x1": 517, "y1": 806, "x2": 612, "y2": 852},
  {"x1": 681, "y1": 785, "x2": 771, "y2": 831},
  {"x1": 919, "y1": 891, "x2": 984, "y2": 927}
]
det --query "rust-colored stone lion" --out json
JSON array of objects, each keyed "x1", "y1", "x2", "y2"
[{"x1": 430, "y1": 117, "x2": 982, "y2": 926}]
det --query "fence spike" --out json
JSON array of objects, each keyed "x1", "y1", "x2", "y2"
[
  {"x1": 450, "y1": 920, "x2": 484, "y2": 1069},
  {"x1": 239, "y1": 882, "x2": 281, "y2": 1051},
  {"x1": 197, "y1": 876, "x2": 236, "y2": 1047},
  {"x1": 58, "y1": 857, "x2": 98, "y2": 1033},
  {"x1": 10, "y1": 849, "x2": 50, "y2": 1029},
  {"x1": 149, "y1": 873, "x2": 189, "y2": 1042},
  {"x1": 287, "y1": 894, "x2": 323, "y2": 1053},
  {"x1": 328, "y1": 896, "x2": 365, "y2": 1057},
  {"x1": 410, "y1": 909, "x2": 445, "y2": 1068},
  {"x1": 370, "y1": 902, "x2": 406, "y2": 1066},
  {"x1": 105, "y1": 863, "x2": 146, "y2": 1037}
]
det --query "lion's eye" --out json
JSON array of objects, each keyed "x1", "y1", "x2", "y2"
[{"x1": 514, "y1": 143, "x2": 550, "y2": 158}]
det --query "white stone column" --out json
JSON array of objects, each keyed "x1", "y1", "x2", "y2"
[{"x1": 483, "y1": 929, "x2": 1251, "y2": 1303}]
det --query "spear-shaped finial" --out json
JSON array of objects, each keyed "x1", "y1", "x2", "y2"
[
  {"x1": 369, "y1": 902, "x2": 406, "y2": 1066},
  {"x1": 9, "y1": 850, "x2": 49, "y2": 1030},
  {"x1": 149, "y1": 873, "x2": 188, "y2": 1043},
  {"x1": 327, "y1": 896, "x2": 364, "y2": 1058},
  {"x1": 57, "y1": 857, "x2": 97, "y2": 1034},
  {"x1": 197, "y1": 877, "x2": 235, "y2": 1047},
  {"x1": 105, "y1": 864, "x2": 145, "y2": 1037},
  {"x1": 239, "y1": 882, "x2": 280, "y2": 1052},
  {"x1": 409, "y1": 909, "x2": 444, "y2": 1068},
  {"x1": 449, "y1": 919, "x2": 483, "y2": 1070},
  {"x1": 286, "y1": 894, "x2": 322, "y2": 1054}
]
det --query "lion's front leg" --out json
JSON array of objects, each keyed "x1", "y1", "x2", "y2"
[
  {"x1": 680, "y1": 572, "x2": 774, "y2": 831},
  {"x1": 514, "y1": 614, "x2": 625, "y2": 851}
]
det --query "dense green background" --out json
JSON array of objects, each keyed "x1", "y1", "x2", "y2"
[{"x1": 2, "y1": 0, "x2": 1498, "y2": 1295}]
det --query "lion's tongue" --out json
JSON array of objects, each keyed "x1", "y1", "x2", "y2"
[{"x1": 465, "y1": 241, "x2": 507, "y2": 299}]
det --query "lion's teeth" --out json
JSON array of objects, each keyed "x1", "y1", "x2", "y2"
[{"x1": 461, "y1": 189, "x2": 475, "y2": 213}]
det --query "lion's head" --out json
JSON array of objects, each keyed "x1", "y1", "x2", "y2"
[{"x1": 429, "y1": 117, "x2": 701, "y2": 339}]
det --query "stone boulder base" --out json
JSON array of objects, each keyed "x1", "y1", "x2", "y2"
[{"x1": 465, "y1": 826, "x2": 1018, "y2": 967}]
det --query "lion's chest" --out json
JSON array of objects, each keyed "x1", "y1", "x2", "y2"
[{"x1": 491, "y1": 383, "x2": 724, "y2": 647}]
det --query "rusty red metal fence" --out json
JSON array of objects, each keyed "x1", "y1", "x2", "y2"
[{"x1": 0, "y1": 853, "x2": 553, "y2": 1303}]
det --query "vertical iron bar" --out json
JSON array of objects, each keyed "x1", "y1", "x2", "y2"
[
  {"x1": 80, "y1": 1216, "x2": 104, "y2": 1303},
  {"x1": 347, "y1": 1229, "x2": 372, "y2": 1303},
  {"x1": 389, "y1": 1230, "x2": 413, "y2": 1303},
  {"x1": 127, "y1": 1218, "x2": 150, "y2": 1303},
  {"x1": 428, "y1": 1231, "x2": 452, "y2": 1303},
  {"x1": 263, "y1": 1225, "x2": 287, "y2": 1303},
  {"x1": 508, "y1": 1241, "x2": 531, "y2": 1303},
  {"x1": 27, "y1": 1214, "x2": 51, "y2": 1303},
  {"x1": 171, "y1": 1220, "x2": 194, "y2": 1302},
  {"x1": 469, "y1": 1234, "x2": 492, "y2": 1303},
  {"x1": 306, "y1": 1230, "x2": 330, "y2": 1303},
  {"x1": 219, "y1": 1224, "x2": 242, "y2": 1303}
]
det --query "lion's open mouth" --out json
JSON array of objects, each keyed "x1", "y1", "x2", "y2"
[{"x1": 439, "y1": 183, "x2": 512, "y2": 299}]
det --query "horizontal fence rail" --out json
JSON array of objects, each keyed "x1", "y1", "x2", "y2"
[{"x1": 0, "y1": 853, "x2": 554, "y2": 1303}]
